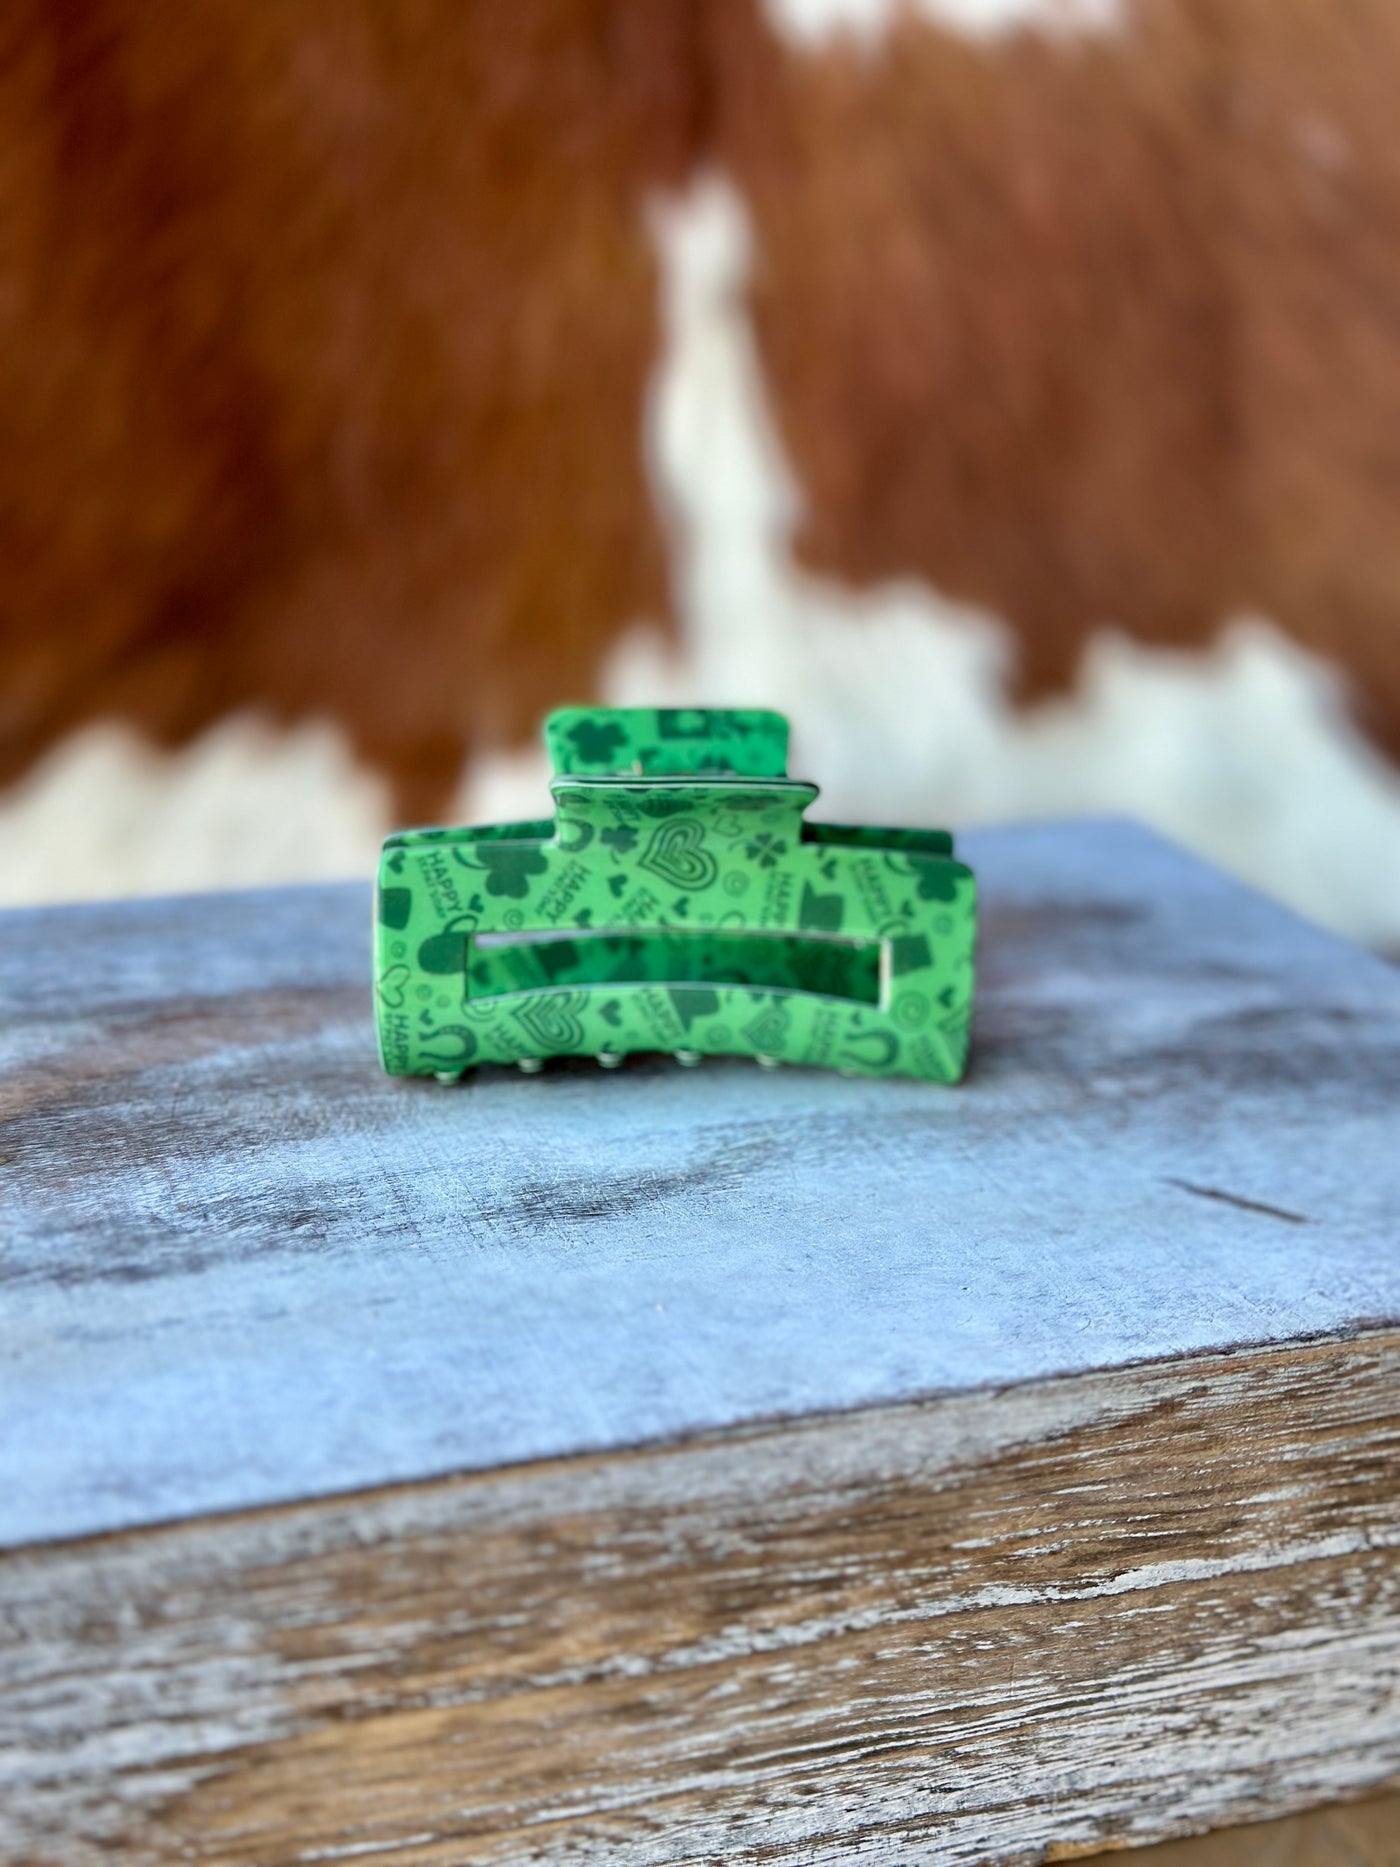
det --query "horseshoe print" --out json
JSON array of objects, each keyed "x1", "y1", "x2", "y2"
[{"x1": 374, "y1": 708, "x2": 975, "y2": 1083}]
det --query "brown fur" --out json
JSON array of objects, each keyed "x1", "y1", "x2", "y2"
[
  {"x1": 0, "y1": 0, "x2": 697, "y2": 819},
  {"x1": 3, "y1": 0, "x2": 1400, "y2": 818},
  {"x1": 718, "y1": 0, "x2": 1400, "y2": 744}
]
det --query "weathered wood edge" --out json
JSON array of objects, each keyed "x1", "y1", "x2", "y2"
[{"x1": 4, "y1": 1327, "x2": 1399, "y2": 1866}]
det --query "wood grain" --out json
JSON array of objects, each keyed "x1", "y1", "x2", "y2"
[
  {"x1": 2, "y1": 821, "x2": 1398, "y2": 1861},
  {"x1": 3, "y1": 1334, "x2": 1399, "y2": 1863}
]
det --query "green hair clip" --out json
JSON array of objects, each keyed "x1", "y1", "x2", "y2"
[{"x1": 375, "y1": 708, "x2": 976, "y2": 1083}]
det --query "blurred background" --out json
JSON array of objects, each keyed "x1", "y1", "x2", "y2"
[
  {"x1": 4, "y1": 0, "x2": 1400, "y2": 952},
  {"x1": 6, "y1": 9, "x2": 1400, "y2": 1862}
]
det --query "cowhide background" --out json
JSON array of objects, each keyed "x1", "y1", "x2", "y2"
[{"x1": 3, "y1": 0, "x2": 1400, "y2": 948}]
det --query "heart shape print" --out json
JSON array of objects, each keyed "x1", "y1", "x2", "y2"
[
  {"x1": 638, "y1": 817, "x2": 717, "y2": 892},
  {"x1": 376, "y1": 964, "x2": 411, "y2": 1009}
]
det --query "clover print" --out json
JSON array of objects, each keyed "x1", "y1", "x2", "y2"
[
  {"x1": 476, "y1": 844, "x2": 548, "y2": 899},
  {"x1": 744, "y1": 833, "x2": 787, "y2": 870},
  {"x1": 566, "y1": 719, "x2": 628, "y2": 768}
]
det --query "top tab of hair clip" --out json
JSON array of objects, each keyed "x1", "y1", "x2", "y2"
[{"x1": 374, "y1": 707, "x2": 976, "y2": 1082}]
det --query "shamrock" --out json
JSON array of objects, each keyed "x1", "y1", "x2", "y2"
[
  {"x1": 567, "y1": 719, "x2": 628, "y2": 767},
  {"x1": 476, "y1": 844, "x2": 548, "y2": 899},
  {"x1": 744, "y1": 833, "x2": 788, "y2": 870},
  {"x1": 600, "y1": 824, "x2": 638, "y2": 855}
]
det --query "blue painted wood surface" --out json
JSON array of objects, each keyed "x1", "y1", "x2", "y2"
[{"x1": 3, "y1": 820, "x2": 1398, "y2": 1547}]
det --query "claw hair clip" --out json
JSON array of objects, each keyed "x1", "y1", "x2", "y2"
[{"x1": 375, "y1": 708, "x2": 976, "y2": 1083}]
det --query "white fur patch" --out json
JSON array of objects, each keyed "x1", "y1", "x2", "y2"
[
  {"x1": 766, "y1": 0, "x2": 1121, "y2": 49},
  {"x1": 0, "y1": 716, "x2": 388, "y2": 908},
  {"x1": 619, "y1": 176, "x2": 1400, "y2": 949},
  {"x1": 5, "y1": 176, "x2": 1400, "y2": 953}
]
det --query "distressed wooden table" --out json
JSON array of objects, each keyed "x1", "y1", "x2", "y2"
[{"x1": 2, "y1": 821, "x2": 1398, "y2": 1866}]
